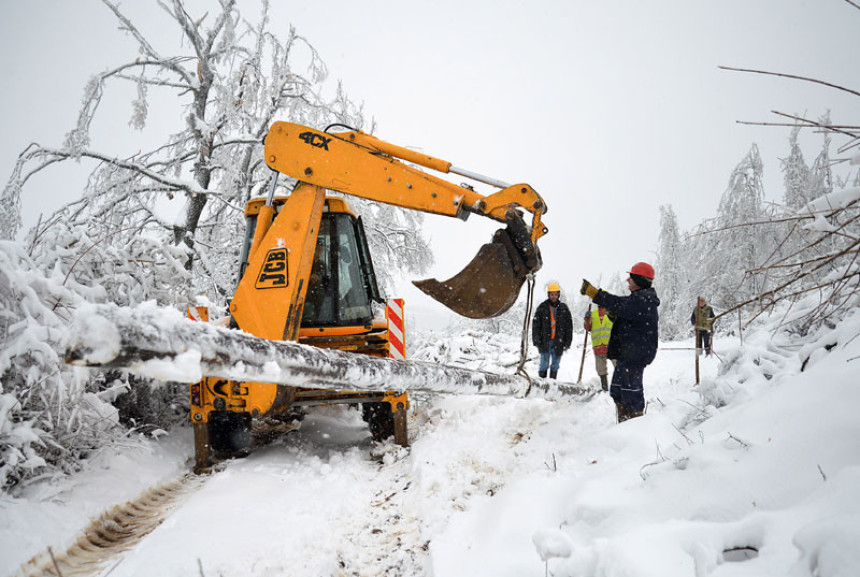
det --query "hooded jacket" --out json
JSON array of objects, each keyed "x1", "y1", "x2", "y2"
[
  {"x1": 593, "y1": 287, "x2": 660, "y2": 365},
  {"x1": 532, "y1": 299, "x2": 573, "y2": 354}
]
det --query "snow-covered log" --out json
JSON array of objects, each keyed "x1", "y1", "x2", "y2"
[{"x1": 65, "y1": 302, "x2": 594, "y2": 402}]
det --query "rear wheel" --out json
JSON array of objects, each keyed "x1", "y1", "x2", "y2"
[{"x1": 361, "y1": 402, "x2": 395, "y2": 441}]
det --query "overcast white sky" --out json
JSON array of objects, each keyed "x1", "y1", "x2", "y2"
[{"x1": 2, "y1": 0, "x2": 858, "y2": 321}]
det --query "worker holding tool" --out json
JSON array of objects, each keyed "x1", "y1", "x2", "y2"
[
  {"x1": 583, "y1": 306, "x2": 614, "y2": 392},
  {"x1": 691, "y1": 296, "x2": 716, "y2": 356},
  {"x1": 532, "y1": 282, "x2": 573, "y2": 379},
  {"x1": 580, "y1": 263, "x2": 660, "y2": 422}
]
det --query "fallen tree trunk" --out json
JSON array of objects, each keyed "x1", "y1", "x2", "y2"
[{"x1": 65, "y1": 302, "x2": 594, "y2": 402}]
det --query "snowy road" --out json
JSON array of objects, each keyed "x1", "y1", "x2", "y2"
[
  {"x1": 95, "y1": 389, "x2": 616, "y2": 577},
  {"x1": 107, "y1": 409, "x2": 429, "y2": 576}
]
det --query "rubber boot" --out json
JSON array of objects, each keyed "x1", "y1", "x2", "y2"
[
  {"x1": 549, "y1": 369, "x2": 558, "y2": 380},
  {"x1": 616, "y1": 403, "x2": 644, "y2": 423},
  {"x1": 599, "y1": 374, "x2": 609, "y2": 392},
  {"x1": 615, "y1": 403, "x2": 627, "y2": 423},
  {"x1": 538, "y1": 370, "x2": 547, "y2": 378}
]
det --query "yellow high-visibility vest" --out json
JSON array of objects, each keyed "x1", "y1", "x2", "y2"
[{"x1": 590, "y1": 309, "x2": 612, "y2": 347}]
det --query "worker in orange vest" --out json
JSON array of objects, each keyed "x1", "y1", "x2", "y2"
[{"x1": 532, "y1": 282, "x2": 573, "y2": 379}]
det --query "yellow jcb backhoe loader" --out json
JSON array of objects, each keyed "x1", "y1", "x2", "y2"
[{"x1": 190, "y1": 122, "x2": 547, "y2": 470}]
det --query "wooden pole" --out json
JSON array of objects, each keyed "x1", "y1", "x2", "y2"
[
  {"x1": 577, "y1": 304, "x2": 592, "y2": 383},
  {"x1": 738, "y1": 308, "x2": 744, "y2": 347},
  {"x1": 66, "y1": 303, "x2": 596, "y2": 403},
  {"x1": 694, "y1": 328, "x2": 700, "y2": 385}
]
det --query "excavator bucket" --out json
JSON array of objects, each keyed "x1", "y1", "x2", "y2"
[{"x1": 414, "y1": 217, "x2": 541, "y2": 319}]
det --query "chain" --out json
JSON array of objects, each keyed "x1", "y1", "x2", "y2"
[{"x1": 515, "y1": 274, "x2": 536, "y2": 393}]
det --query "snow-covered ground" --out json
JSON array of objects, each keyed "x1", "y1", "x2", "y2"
[{"x1": 2, "y1": 310, "x2": 859, "y2": 577}]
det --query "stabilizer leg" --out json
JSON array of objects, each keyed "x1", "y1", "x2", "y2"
[{"x1": 193, "y1": 422, "x2": 211, "y2": 473}]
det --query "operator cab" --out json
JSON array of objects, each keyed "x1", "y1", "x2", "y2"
[{"x1": 238, "y1": 195, "x2": 382, "y2": 328}]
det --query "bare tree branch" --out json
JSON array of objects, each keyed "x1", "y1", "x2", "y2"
[
  {"x1": 735, "y1": 120, "x2": 859, "y2": 131},
  {"x1": 842, "y1": 0, "x2": 860, "y2": 12},
  {"x1": 15, "y1": 145, "x2": 208, "y2": 196},
  {"x1": 101, "y1": 0, "x2": 194, "y2": 85},
  {"x1": 771, "y1": 111, "x2": 859, "y2": 142},
  {"x1": 719, "y1": 65, "x2": 860, "y2": 99}
]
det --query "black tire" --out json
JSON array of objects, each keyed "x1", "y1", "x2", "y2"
[
  {"x1": 209, "y1": 411, "x2": 253, "y2": 457},
  {"x1": 361, "y1": 402, "x2": 395, "y2": 441}
]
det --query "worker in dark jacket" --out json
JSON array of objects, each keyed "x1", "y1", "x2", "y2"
[
  {"x1": 532, "y1": 282, "x2": 573, "y2": 379},
  {"x1": 580, "y1": 262, "x2": 660, "y2": 422}
]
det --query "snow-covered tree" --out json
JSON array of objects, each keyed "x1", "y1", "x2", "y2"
[
  {"x1": 709, "y1": 144, "x2": 772, "y2": 305},
  {"x1": 655, "y1": 204, "x2": 687, "y2": 338},
  {"x1": 782, "y1": 125, "x2": 812, "y2": 209},
  {"x1": 697, "y1": 113, "x2": 859, "y2": 332},
  {"x1": 0, "y1": 242, "x2": 116, "y2": 490},
  {"x1": 2, "y1": 0, "x2": 430, "y2": 305},
  {"x1": 809, "y1": 111, "x2": 834, "y2": 201}
]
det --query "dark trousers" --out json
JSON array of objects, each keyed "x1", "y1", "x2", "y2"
[
  {"x1": 610, "y1": 361, "x2": 645, "y2": 412},
  {"x1": 696, "y1": 330, "x2": 712, "y2": 352}
]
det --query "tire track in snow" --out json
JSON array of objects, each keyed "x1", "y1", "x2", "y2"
[
  {"x1": 331, "y1": 398, "x2": 529, "y2": 577},
  {"x1": 322, "y1": 406, "x2": 431, "y2": 577},
  {"x1": 335, "y1": 448, "x2": 431, "y2": 577},
  {"x1": 13, "y1": 472, "x2": 207, "y2": 577}
]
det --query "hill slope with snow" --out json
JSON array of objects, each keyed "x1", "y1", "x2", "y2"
[{"x1": 2, "y1": 307, "x2": 859, "y2": 577}]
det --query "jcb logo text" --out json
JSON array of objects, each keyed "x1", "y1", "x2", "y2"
[{"x1": 256, "y1": 248, "x2": 289, "y2": 289}]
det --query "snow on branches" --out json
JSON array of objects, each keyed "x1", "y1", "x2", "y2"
[{"x1": 656, "y1": 125, "x2": 860, "y2": 338}]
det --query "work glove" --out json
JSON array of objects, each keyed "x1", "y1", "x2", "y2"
[{"x1": 580, "y1": 279, "x2": 598, "y2": 299}]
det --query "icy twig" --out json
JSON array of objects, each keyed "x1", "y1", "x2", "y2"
[
  {"x1": 48, "y1": 547, "x2": 64, "y2": 577},
  {"x1": 673, "y1": 424, "x2": 695, "y2": 446},
  {"x1": 639, "y1": 441, "x2": 668, "y2": 480},
  {"x1": 726, "y1": 433, "x2": 750, "y2": 448}
]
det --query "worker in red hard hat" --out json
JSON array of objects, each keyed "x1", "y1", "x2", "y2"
[{"x1": 579, "y1": 262, "x2": 660, "y2": 423}]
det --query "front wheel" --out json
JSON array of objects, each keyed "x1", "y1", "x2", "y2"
[{"x1": 209, "y1": 411, "x2": 252, "y2": 458}]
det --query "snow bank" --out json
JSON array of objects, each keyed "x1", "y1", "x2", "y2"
[{"x1": 430, "y1": 304, "x2": 860, "y2": 577}]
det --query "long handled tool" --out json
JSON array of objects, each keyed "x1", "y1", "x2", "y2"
[
  {"x1": 694, "y1": 328, "x2": 700, "y2": 385},
  {"x1": 577, "y1": 304, "x2": 592, "y2": 383}
]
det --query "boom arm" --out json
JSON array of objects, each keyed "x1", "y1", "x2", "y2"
[
  {"x1": 263, "y1": 122, "x2": 548, "y2": 318},
  {"x1": 265, "y1": 123, "x2": 547, "y2": 241}
]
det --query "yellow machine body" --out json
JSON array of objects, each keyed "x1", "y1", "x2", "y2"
[{"x1": 191, "y1": 194, "x2": 407, "y2": 468}]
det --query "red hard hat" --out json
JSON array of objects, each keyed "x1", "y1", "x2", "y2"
[{"x1": 628, "y1": 262, "x2": 655, "y2": 279}]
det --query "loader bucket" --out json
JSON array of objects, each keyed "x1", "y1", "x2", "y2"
[{"x1": 413, "y1": 219, "x2": 540, "y2": 319}]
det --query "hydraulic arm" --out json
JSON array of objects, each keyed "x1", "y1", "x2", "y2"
[{"x1": 262, "y1": 122, "x2": 548, "y2": 319}]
